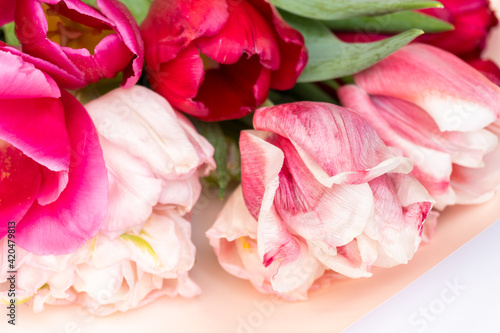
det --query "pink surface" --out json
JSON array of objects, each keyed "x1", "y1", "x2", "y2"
[{"x1": 2, "y1": 188, "x2": 500, "y2": 333}]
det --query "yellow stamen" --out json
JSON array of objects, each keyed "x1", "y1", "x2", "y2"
[{"x1": 43, "y1": 4, "x2": 114, "y2": 55}]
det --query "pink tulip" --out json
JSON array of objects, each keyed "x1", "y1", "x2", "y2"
[
  {"x1": 338, "y1": 44, "x2": 500, "y2": 209},
  {"x1": 13, "y1": 0, "x2": 144, "y2": 89},
  {"x1": 207, "y1": 102, "x2": 434, "y2": 299},
  {"x1": 0, "y1": 49, "x2": 108, "y2": 255},
  {"x1": 84, "y1": 86, "x2": 215, "y2": 238},
  {"x1": 140, "y1": 0, "x2": 307, "y2": 121}
]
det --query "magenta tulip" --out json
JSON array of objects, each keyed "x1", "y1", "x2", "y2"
[
  {"x1": 13, "y1": 0, "x2": 144, "y2": 89},
  {"x1": 0, "y1": 49, "x2": 108, "y2": 255}
]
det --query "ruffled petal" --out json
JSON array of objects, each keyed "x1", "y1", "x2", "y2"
[
  {"x1": 150, "y1": 45, "x2": 208, "y2": 118},
  {"x1": 196, "y1": 0, "x2": 280, "y2": 69},
  {"x1": 194, "y1": 55, "x2": 271, "y2": 121},
  {"x1": 98, "y1": 137, "x2": 162, "y2": 239},
  {"x1": 273, "y1": 137, "x2": 374, "y2": 248},
  {"x1": 248, "y1": 0, "x2": 307, "y2": 90},
  {"x1": 86, "y1": 86, "x2": 208, "y2": 178},
  {"x1": 366, "y1": 173, "x2": 433, "y2": 266},
  {"x1": 354, "y1": 44, "x2": 500, "y2": 132},
  {"x1": 253, "y1": 102, "x2": 412, "y2": 186},
  {"x1": 97, "y1": 0, "x2": 144, "y2": 87},
  {"x1": 240, "y1": 130, "x2": 284, "y2": 219},
  {"x1": 140, "y1": 0, "x2": 229, "y2": 68}
]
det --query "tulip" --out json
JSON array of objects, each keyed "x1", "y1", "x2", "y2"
[
  {"x1": 338, "y1": 43, "x2": 500, "y2": 209},
  {"x1": 141, "y1": 0, "x2": 307, "y2": 121},
  {"x1": 207, "y1": 102, "x2": 434, "y2": 299},
  {"x1": 0, "y1": 49, "x2": 108, "y2": 255},
  {"x1": 84, "y1": 85, "x2": 215, "y2": 238},
  {"x1": 417, "y1": 0, "x2": 498, "y2": 59},
  {"x1": 334, "y1": 0, "x2": 500, "y2": 84},
  {"x1": 0, "y1": 0, "x2": 15, "y2": 25},
  {"x1": 0, "y1": 86, "x2": 215, "y2": 315},
  {"x1": 0, "y1": 211, "x2": 200, "y2": 315},
  {"x1": 13, "y1": 0, "x2": 144, "y2": 89},
  {"x1": 336, "y1": 0, "x2": 498, "y2": 60}
]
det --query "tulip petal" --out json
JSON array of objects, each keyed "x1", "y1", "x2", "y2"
[
  {"x1": 196, "y1": 0, "x2": 280, "y2": 69},
  {"x1": 314, "y1": 238, "x2": 373, "y2": 278},
  {"x1": 36, "y1": 168, "x2": 69, "y2": 206},
  {"x1": 366, "y1": 174, "x2": 432, "y2": 266},
  {"x1": 0, "y1": 98, "x2": 71, "y2": 173},
  {"x1": 16, "y1": 91, "x2": 108, "y2": 255},
  {"x1": 253, "y1": 102, "x2": 413, "y2": 186},
  {"x1": 0, "y1": 50, "x2": 60, "y2": 98},
  {"x1": 354, "y1": 43, "x2": 500, "y2": 131},
  {"x1": 0, "y1": 143, "x2": 41, "y2": 235},
  {"x1": 338, "y1": 84, "x2": 498, "y2": 206},
  {"x1": 0, "y1": 44, "x2": 87, "y2": 89},
  {"x1": 273, "y1": 136, "x2": 374, "y2": 247},
  {"x1": 248, "y1": 0, "x2": 308, "y2": 90},
  {"x1": 97, "y1": 0, "x2": 144, "y2": 87},
  {"x1": 195, "y1": 55, "x2": 271, "y2": 121},
  {"x1": 86, "y1": 86, "x2": 207, "y2": 178},
  {"x1": 0, "y1": 0, "x2": 15, "y2": 25},
  {"x1": 451, "y1": 123, "x2": 500, "y2": 204},
  {"x1": 338, "y1": 85, "x2": 451, "y2": 199},
  {"x1": 98, "y1": 137, "x2": 162, "y2": 239},
  {"x1": 240, "y1": 130, "x2": 284, "y2": 219},
  {"x1": 93, "y1": 33, "x2": 135, "y2": 80},
  {"x1": 140, "y1": 212, "x2": 196, "y2": 274},
  {"x1": 159, "y1": 176, "x2": 201, "y2": 213},
  {"x1": 140, "y1": 0, "x2": 229, "y2": 68},
  {"x1": 150, "y1": 45, "x2": 208, "y2": 118}
]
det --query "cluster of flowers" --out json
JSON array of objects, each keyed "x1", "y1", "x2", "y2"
[{"x1": 0, "y1": 0, "x2": 500, "y2": 313}]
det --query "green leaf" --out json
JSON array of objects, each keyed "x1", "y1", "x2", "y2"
[
  {"x1": 270, "y1": 0, "x2": 442, "y2": 20},
  {"x1": 116, "y1": 0, "x2": 153, "y2": 25},
  {"x1": 191, "y1": 120, "x2": 229, "y2": 198},
  {"x1": 281, "y1": 12, "x2": 423, "y2": 82},
  {"x1": 82, "y1": 0, "x2": 152, "y2": 25},
  {"x1": 322, "y1": 11, "x2": 454, "y2": 33},
  {"x1": 2, "y1": 22, "x2": 19, "y2": 45},
  {"x1": 290, "y1": 83, "x2": 338, "y2": 104},
  {"x1": 121, "y1": 234, "x2": 159, "y2": 265}
]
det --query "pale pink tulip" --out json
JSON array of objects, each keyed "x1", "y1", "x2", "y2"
[
  {"x1": 84, "y1": 86, "x2": 215, "y2": 238},
  {"x1": 208, "y1": 102, "x2": 434, "y2": 299},
  {"x1": 338, "y1": 44, "x2": 500, "y2": 208},
  {"x1": 0, "y1": 210, "x2": 200, "y2": 315}
]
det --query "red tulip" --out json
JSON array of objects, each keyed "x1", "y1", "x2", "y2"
[
  {"x1": 14, "y1": 0, "x2": 144, "y2": 89},
  {"x1": 418, "y1": 0, "x2": 498, "y2": 58},
  {"x1": 0, "y1": 0, "x2": 15, "y2": 26},
  {"x1": 141, "y1": 0, "x2": 307, "y2": 121}
]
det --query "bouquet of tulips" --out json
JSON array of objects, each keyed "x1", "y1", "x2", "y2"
[{"x1": 1, "y1": 0, "x2": 500, "y2": 315}]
